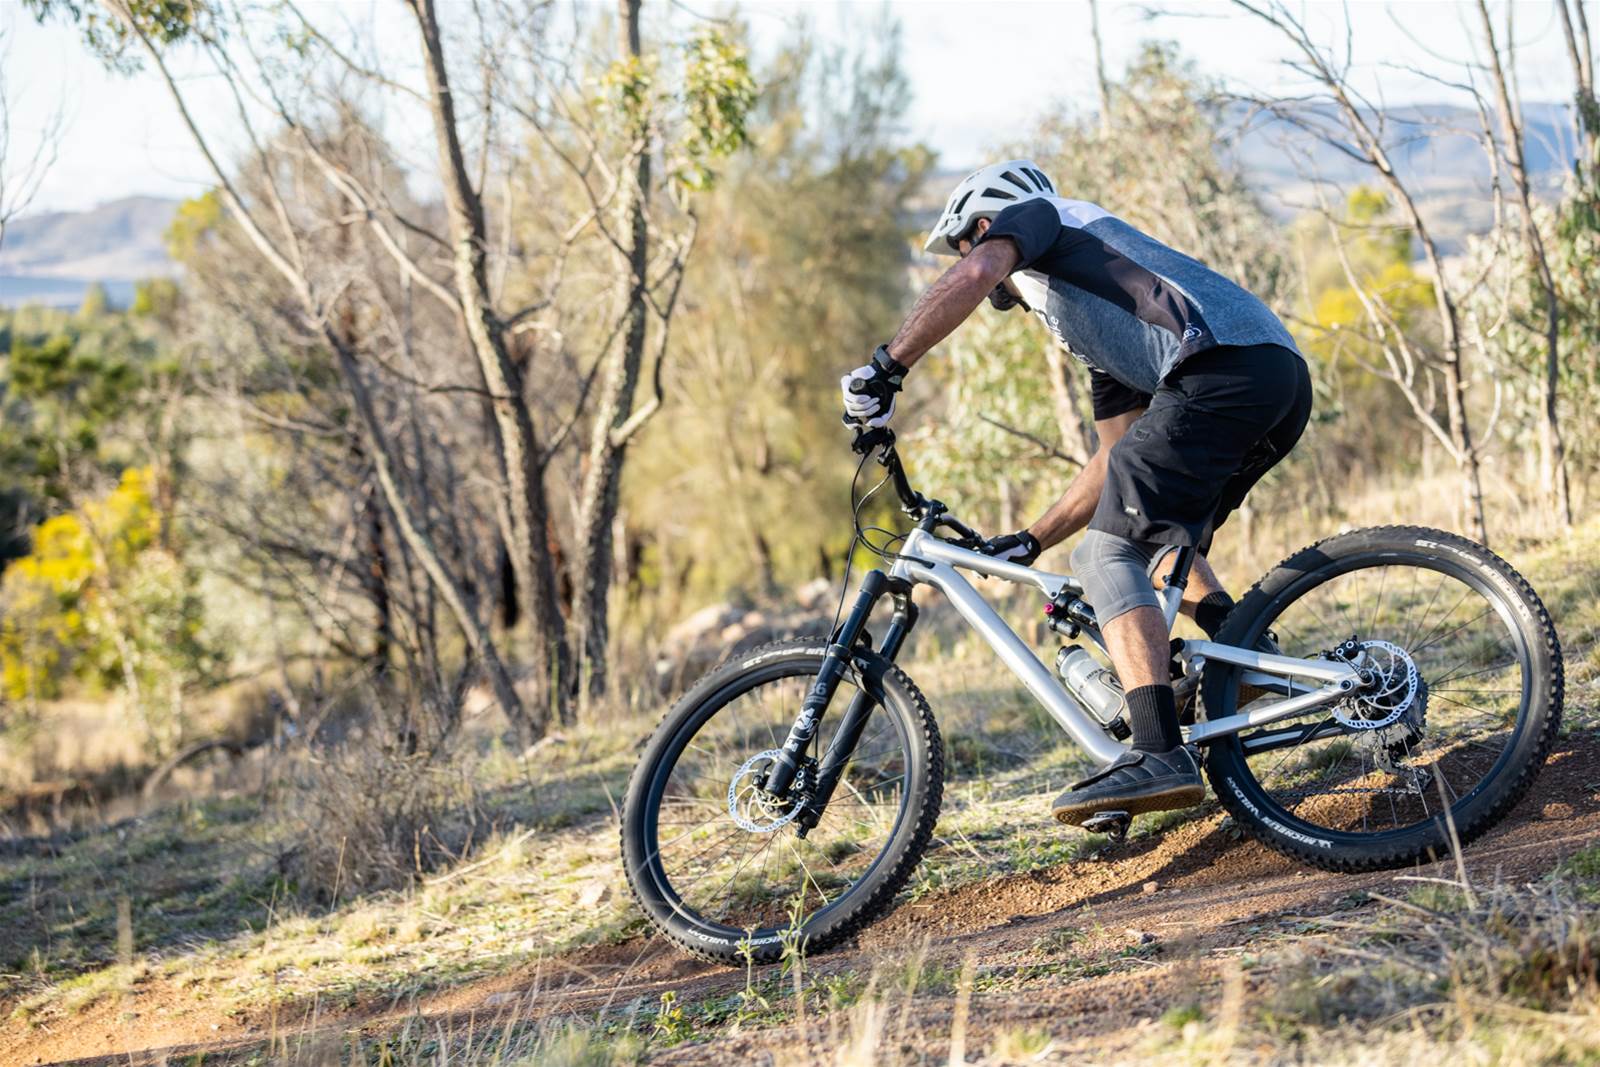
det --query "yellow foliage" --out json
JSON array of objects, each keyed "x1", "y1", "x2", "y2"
[
  {"x1": 0, "y1": 467, "x2": 163, "y2": 701},
  {"x1": 1298, "y1": 193, "x2": 1435, "y2": 379},
  {"x1": 164, "y1": 190, "x2": 223, "y2": 264}
]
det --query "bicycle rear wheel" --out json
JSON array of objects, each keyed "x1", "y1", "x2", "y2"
[{"x1": 1201, "y1": 526, "x2": 1562, "y2": 871}]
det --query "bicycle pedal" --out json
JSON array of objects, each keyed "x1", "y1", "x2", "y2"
[{"x1": 1079, "y1": 810, "x2": 1132, "y2": 842}]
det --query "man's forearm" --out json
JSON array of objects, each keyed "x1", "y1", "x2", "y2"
[
  {"x1": 886, "y1": 240, "x2": 1018, "y2": 368},
  {"x1": 887, "y1": 267, "x2": 992, "y2": 368},
  {"x1": 1026, "y1": 448, "x2": 1110, "y2": 551}
]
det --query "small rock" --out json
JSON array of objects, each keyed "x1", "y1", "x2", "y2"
[
  {"x1": 577, "y1": 879, "x2": 610, "y2": 908},
  {"x1": 1141, "y1": 880, "x2": 1159, "y2": 895},
  {"x1": 794, "y1": 577, "x2": 832, "y2": 608},
  {"x1": 666, "y1": 603, "x2": 741, "y2": 645},
  {"x1": 1127, "y1": 928, "x2": 1157, "y2": 944}
]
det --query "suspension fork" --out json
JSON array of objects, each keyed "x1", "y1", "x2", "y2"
[
  {"x1": 798, "y1": 586, "x2": 918, "y2": 833},
  {"x1": 761, "y1": 571, "x2": 918, "y2": 823}
]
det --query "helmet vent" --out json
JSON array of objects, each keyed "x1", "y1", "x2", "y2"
[
  {"x1": 952, "y1": 190, "x2": 974, "y2": 216},
  {"x1": 1026, "y1": 168, "x2": 1053, "y2": 191},
  {"x1": 980, "y1": 187, "x2": 1018, "y2": 201},
  {"x1": 1000, "y1": 170, "x2": 1032, "y2": 192}
]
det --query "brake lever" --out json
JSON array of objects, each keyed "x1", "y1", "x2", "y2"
[
  {"x1": 932, "y1": 515, "x2": 984, "y2": 550},
  {"x1": 843, "y1": 415, "x2": 895, "y2": 456}
]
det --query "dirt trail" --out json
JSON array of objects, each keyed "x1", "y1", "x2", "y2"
[{"x1": 12, "y1": 736, "x2": 1600, "y2": 1066}]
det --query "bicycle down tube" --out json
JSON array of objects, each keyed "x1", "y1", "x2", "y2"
[{"x1": 885, "y1": 528, "x2": 1363, "y2": 762}]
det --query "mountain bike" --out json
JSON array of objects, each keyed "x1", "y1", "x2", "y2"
[{"x1": 621, "y1": 424, "x2": 1562, "y2": 964}]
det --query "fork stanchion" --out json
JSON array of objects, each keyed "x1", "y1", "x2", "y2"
[
  {"x1": 762, "y1": 569, "x2": 888, "y2": 799},
  {"x1": 799, "y1": 583, "x2": 919, "y2": 834}
]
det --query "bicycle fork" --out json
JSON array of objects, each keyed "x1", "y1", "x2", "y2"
[{"x1": 761, "y1": 569, "x2": 918, "y2": 836}]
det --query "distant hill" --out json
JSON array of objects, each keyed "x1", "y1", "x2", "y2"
[
  {"x1": 3, "y1": 99, "x2": 1583, "y2": 310},
  {"x1": 0, "y1": 196, "x2": 180, "y2": 309},
  {"x1": 1225, "y1": 100, "x2": 1578, "y2": 251}
]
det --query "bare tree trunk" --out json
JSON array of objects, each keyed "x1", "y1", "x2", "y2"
[
  {"x1": 331, "y1": 338, "x2": 528, "y2": 734},
  {"x1": 571, "y1": 0, "x2": 653, "y2": 710},
  {"x1": 406, "y1": 0, "x2": 571, "y2": 727},
  {"x1": 337, "y1": 220, "x2": 395, "y2": 673},
  {"x1": 1479, "y1": 0, "x2": 1572, "y2": 526},
  {"x1": 1089, "y1": 0, "x2": 1113, "y2": 138},
  {"x1": 1557, "y1": 0, "x2": 1598, "y2": 172},
  {"x1": 109, "y1": 1, "x2": 535, "y2": 737},
  {"x1": 1232, "y1": 0, "x2": 1490, "y2": 545},
  {"x1": 358, "y1": 472, "x2": 393, "y2": 675},
  {"x1": 1042, "y1": 343, "x2": 1097, "y2": 459}
]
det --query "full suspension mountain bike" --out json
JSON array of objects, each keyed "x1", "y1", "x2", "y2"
[{"x1": 622, "y1": 425, "x2": 1562, "y2": 964}]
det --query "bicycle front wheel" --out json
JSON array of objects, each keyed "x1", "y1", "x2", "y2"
[
  {"x1": 1201, "y1": 526, "x2": 1562, "y2": 872},
  {"x1": 621, "y1": 638, "x2": 942, "y2": 964}
]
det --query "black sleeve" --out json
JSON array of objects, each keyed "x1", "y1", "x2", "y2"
[
  {"x1": 1046, "y1": 228, "x2": 1206, "y2": 345},
  {"x1": 973, "y1": 198, "x2": 1061, "y2": 271},
  {"x1": 1089, "y1": 367, "x2": 1151, "y2": 421}
]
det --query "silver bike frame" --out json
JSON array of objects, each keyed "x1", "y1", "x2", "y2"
[{"x1": 887, "y1": 527, "x2": 1361, "y2": 765}]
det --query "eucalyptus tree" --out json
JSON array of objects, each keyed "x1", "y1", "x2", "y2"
[
  {"x1": 1231, "y1": 0, "x2": 1492, "y2": 544},
  {"x1": 35, "y1": 0, "x2": 755, "y2": 732}
]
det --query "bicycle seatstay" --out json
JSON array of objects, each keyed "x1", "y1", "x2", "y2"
[{"x1": 1177, "y1": 639, "x2": 1360, "y2": 743}]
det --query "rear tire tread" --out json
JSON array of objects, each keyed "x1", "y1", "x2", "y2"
[{"x1": 1203, "y1": 525, "x2": 1562, "y2": 873}]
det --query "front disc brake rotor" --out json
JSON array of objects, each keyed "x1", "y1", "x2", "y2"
[{"x1": 727, "y1": 750, "x2": 804, "y2": 833}]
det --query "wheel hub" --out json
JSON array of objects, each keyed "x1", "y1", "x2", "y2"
[
  {"x1": 1332, "y1": 639, "x2": 1420, "y2": 731},
  {"x1": 727, "y1": 750, "x2": 807, "y2": 833}
]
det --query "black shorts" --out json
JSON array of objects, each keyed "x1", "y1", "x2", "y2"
[{"x1": 1088, "y1": 342, "x2": 1313, "y2": 553}]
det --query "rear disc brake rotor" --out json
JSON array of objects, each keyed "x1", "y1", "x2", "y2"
[{"x1": 1333, "y1": 639, "x2": 1419, "y2": 731}]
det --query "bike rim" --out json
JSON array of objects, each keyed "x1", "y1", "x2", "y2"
[
  {"x1": 643, "y1": 661, "x2": 913, "y2": 944},
  {"x1": 1224, "y1": 551, "x2": 1533, "y2": 840}
]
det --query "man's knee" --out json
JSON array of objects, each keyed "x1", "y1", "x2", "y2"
[{"x1": 1071, "y1": 530, "x2": 1162, "y2": 626}]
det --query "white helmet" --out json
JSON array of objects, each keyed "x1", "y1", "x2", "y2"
[{"x1": 923, "y1": 159, "x2": 1055, "y2": 256}]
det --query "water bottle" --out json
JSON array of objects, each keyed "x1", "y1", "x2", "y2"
[{"x1": 1055, "y1": 646, "x2": 1131, "y2": 737}]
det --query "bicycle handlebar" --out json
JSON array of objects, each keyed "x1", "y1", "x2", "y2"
[
  {"x1": 845, "y1": 421, "x2": 922, "y2": 511},
  {"x1": 843, "y1": 381, "x2": 990, "y2": 547},
  {"x1": 842, "y1": 418, "x2": 987, "y2": 551}
]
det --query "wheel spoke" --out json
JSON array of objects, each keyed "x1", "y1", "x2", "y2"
[
  {"x1": 1235, "y1": 555, "x2": 1531, "y2": 840},
  {"x1": 642, "y1": 662, "x2": 916, "y2": 936}
]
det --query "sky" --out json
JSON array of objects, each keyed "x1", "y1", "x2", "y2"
[{"x1": 0, "y1": 0, "x2": 1587, "y2": 216}]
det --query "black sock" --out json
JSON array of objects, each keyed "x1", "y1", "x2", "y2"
[
  {"x1": 1126, "y1": 684, "x2": 1182, "y2": 753},
  {"x1": 1193, "y1": 591, "x2": 1235, "y2": 640}
]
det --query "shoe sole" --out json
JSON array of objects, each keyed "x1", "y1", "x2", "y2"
[{"x1": 1052, "y1": 781, "x2": 1205, "y2": 826}]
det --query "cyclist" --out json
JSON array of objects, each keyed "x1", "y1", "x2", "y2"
[{"x1": 839, "y1": 159, "x2": 1312, "y2": 827}]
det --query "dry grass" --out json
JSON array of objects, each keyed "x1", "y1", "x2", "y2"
[
  {"x1": 649, "y1": 870, "x2": 1600, "y2": 1066},
  {"x1": 278, "y1": 742, "x2": 484, "y2": 901},
  {"x1": 3, "y1": 498, "x2": 1598, "y2": 1062}
]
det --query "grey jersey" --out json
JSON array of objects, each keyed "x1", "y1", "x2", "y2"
[{"x1": 975, "y1": 196, "x2": 1299, "y2": 398}]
